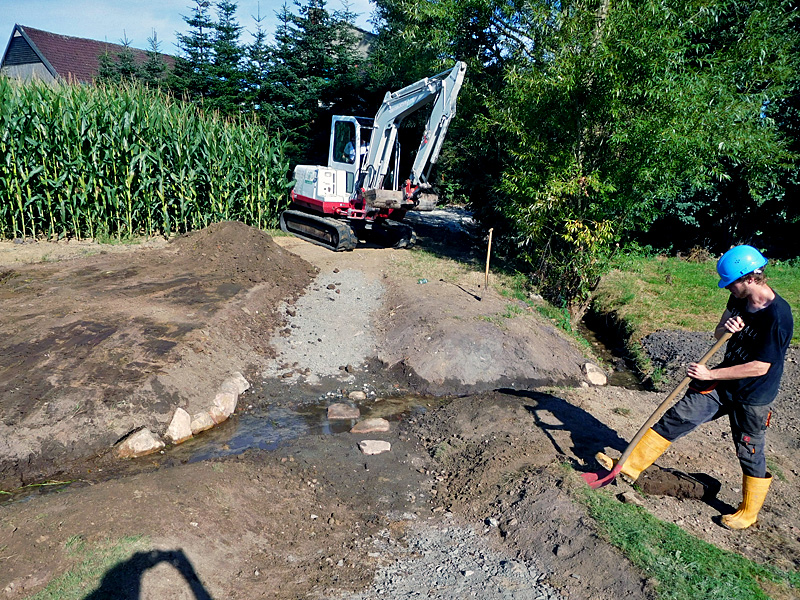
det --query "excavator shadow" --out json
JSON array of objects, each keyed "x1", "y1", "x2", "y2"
[{"x1": 403, "y1": 209, "x2": 482, "y2": 265}]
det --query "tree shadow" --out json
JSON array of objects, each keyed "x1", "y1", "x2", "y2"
[
  {"x1": 497, "y1": 388, "x2": 629, "y2": 471},
  {"x1": 404, "y1": 209, "x2": 483, "y2": 265},
  {"x1": 84, "y1": 549, "x2": 213, "y2": 600}
]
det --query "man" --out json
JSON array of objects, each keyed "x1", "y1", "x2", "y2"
[{"x1": 598, "y1": 245, "x2": 793, "y2": 529}]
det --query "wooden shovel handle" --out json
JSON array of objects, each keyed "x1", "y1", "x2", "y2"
[{"x1": 616, "y1": 331, "x2": 732, "y2": 470}]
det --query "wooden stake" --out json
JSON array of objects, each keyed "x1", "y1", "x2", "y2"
[{"x1": 483, "y1": 228, "x2": 494, "y2": 298}]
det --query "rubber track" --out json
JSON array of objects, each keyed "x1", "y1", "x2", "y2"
[{"x1": 280, "y1": 210, "x2": 357, "y2": 252}]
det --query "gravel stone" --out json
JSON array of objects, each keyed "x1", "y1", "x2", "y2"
[
  {"x1": 325, "y1": 522, "x2": 561, "y2": 600},
  {"x1": 262, "y1": 269, "x2": 383, "y2": 384}
]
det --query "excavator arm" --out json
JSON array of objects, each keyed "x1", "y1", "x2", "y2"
[{"x1": 363, "y1": 62, "x2": 467, "y2": 194}]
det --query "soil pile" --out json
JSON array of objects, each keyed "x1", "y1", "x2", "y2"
[
  {"x1": 0, "y1": 216, "x2": 798, "y2": 600},
  {"x1": 0, "y1": 221, "x2": 316, "y2": 489}
]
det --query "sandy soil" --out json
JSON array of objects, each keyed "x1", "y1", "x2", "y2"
[{"x1": 0, "y1": 217, "x2": 798, "y2": 599}]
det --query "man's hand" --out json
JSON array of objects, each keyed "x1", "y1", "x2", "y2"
[
  {"x1": 688, "y1": 363, "x2": 715, "y2": 380},
  {"x1": 723, "y1": 315, "x2": 745, "y2": 333}
]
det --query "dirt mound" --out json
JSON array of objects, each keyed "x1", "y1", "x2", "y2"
[
  {"x1": 405, "y1": 391, "x2": 651, "y2": 599},
  {"x1": 0, "y1": 222, "x2": 316, "y2": 489},
  {"x1": 168, "y1": 220, "x2": 308, "y2": 285}
]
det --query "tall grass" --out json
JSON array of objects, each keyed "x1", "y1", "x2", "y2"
[{"x1": 0, "y1": 78, "x2": 292, "y2": 240}]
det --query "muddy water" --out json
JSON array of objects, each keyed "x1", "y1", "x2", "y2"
[
  {"x1": 578, "y1": 320, "x2": 645, "y2": 390},
  {"x1": 188, "y1": 394, "x2": 433, "y2": 462},
  {"x1": 1, "y1": 392, "x2": 437, "y2": 505}
]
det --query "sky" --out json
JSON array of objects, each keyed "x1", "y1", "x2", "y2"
[{"x1": 0, "y1": 0, "x2": 376, "y2": 56}]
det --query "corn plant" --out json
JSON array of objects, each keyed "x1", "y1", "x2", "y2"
[{"x1": 0, "y1": 77, "x2": 291, "y2": 240}]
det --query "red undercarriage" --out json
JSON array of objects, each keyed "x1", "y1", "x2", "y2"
[{"x1": 290, "y1": 190, "x2": 402, "y2": 223}]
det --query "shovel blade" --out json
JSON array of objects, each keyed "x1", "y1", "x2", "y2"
[{"x1": 580, "y1": 463, "x2": 622, "y2": 489}]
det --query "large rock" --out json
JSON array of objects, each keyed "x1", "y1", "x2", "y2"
[
  {"x1": 209, "y1": 406, "x2": 229, "y2": 425},
  {"x1": 220, "y1": 372, "x2": 250, "y2": 396},
  {"x1": 191, "y1": 411, "x2": 216, "y2": 434},
  {"x1": 582, "y1": 363, "x2": 607, "y2": 386},
  {"x1": 116, "y1": 428, "x2": 165, "y2": 458},
  {"x1": 165, "y1": 408, "x2": 193, "y2": 444},
  {"x1": 351, "y1": 418, "x2": 390, "y2": 434},
  {"x1": 213, "y1": 391, "x2": 237, "y2": 418},
  {"x1": 358, "y1": 440, "x2": 391, "y2": 455},
  {"x1": 328, "y1": 403, "x2": 360, "y2": 420}
]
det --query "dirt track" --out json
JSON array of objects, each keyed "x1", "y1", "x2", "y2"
[{"x1": 1, "y1": 216, "x2": 798, "y2": 599}]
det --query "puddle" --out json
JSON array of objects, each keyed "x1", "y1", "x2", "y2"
[
  {"x1": 1, "y1": 393, "x2": 437, "y2": 505},
  {"x1": 188, "y1": 395, "x2": 433, "y2": 463}
]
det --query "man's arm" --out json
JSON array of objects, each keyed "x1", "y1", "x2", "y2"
[
  {"x1": 688, "y1": 360, "x2": 771, "y2": 381},
  {"x1": 692, "y1": 309, "x2": 770, "y2": 380}
]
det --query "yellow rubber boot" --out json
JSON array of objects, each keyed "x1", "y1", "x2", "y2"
[
  {"x1": 721, "y1": 474, "x2": 772, "y2": 530},
  {"x1": 594, "y1": 428, "x2": 672, "y2": 483}
]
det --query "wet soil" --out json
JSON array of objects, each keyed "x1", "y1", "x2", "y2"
[{"x1": 0, "y1": 217, "x2": 798, "y2": 599}]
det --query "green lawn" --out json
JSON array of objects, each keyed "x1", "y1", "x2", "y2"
[{"x1": 592, "y1": 254, "x2": 800, "y2": 346}]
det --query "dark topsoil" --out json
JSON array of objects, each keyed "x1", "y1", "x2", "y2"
[{"x1": 0, "y1": 219, "x2": 798, "y2": 600}]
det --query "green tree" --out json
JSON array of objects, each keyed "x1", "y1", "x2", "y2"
[
  {"x1": 172, "y1": 0, "x2": 215, "y2": 101},
  {"x1": 97, "y1": 35, "x2": 142, "y2": 83},
  {"x1": 261, "y1": 0, "x2": 365, "y2": 164},
  {"x1": 140, "y1": 32, "x2": 168, "y2": 86},
  {"x1": 208, "y1": 0, "x2": 246, "y2": 115},
  {"x1": 244, "y1": 7, "x2": 272, "y2": 113},
  {"x1": 370, "y1": 0, "x2": 800, "y2": 322}
]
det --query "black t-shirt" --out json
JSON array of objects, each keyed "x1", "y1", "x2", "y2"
[{"x1": 719, "y1": 291, "x2": 794, "y2": 405}]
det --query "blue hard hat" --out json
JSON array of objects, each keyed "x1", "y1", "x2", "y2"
[{"x1": 716, "y1": 245, "x2": 768, "y2": 288}]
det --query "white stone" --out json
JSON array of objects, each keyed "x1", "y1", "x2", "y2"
[
  {"x1": 619, "y1": 491, "x2": 645, "y2": 507},
  {"x1": 582, "y1": 362, "x2": 607, "y2": 386},
  {"x1": 191, "y1": 411, "x2": 216, "y2": 434},
  {"x1": 328, "y1": 403, "x2": 360, "y2": 420},
  {"x1": 166, "y1": 407, "x2": 193, "y2": 444},
  {"x1": 116, "y1": 428, "x2": 165, "y2": 458},
  {"x1": 213, "y1": 391, "x2": 237, "y2": 417},
  {"x1": 358, "y1": 440, "x2": 391, "y2": 455},
  {"x1": 220, "y1": 372, "x2": 250, "y2": 395},
  {"x1": 351, "y1": 418, "x2": 391, "y2": 434},
  {"x1": 209, "y1": 406, "x2": 228, "y2": 424},
  {"x1": 348, "y1": 391, "x2": 367, "y2": 401}
]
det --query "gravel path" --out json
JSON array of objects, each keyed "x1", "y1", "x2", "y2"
[
  {"x1": 262, "y1": 243, "x2": 565, "y2": 600},
  {"x1": 324, "y1": 515, "x2": 561, "y2": 600},
  {"x1": 261, "y1": 267, "x2": 384, "y2": 384}
]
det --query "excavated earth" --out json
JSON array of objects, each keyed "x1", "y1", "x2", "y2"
[{"x1": 0, "y1": 215, "x2": 798, "y2": 599}]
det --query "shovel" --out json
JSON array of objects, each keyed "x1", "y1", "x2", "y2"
[{"x1": 581, "y1": 331, "x2": 732, "y2": 489}]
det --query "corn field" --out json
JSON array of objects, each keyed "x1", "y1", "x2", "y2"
[{"x1": 0, "y1": 77, "x2": 292, "y2": 240}]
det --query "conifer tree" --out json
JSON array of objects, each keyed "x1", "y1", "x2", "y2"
[
  {"x1": 171, "y1": 0, "x2": 215, "y2": 100},
  {"x1": 208, "y1": 0, "x2": 245, "y2": 115}
]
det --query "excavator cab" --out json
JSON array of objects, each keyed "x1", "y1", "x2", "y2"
[{"x1": 328, "y1": 116, "x2": 374, "y2": 195}]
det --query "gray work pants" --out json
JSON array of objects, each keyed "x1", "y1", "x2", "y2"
[{"x1": 652, "y1": 386, "x2": 772, "y2": 478}]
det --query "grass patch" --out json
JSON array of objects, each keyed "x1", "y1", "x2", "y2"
[
  {"x1": 574, "y1": 484, "x2": 800, "y2": 600},
  {"x1": 593, "y1": 253, "x2": 800, "y2": 349},
  {"x1": 0, "y1": 479, "x2": 72, "y2": 496},
  {"x1": 400, "y1": 247, "x2": 477, "y2": 283},
  {"x1": 28, "y1": 535, "x2": 150, "y2": 599}
]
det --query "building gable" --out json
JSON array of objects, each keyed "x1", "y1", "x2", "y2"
[{"x1": 1, "y1": 24, "x2": 174, "y2": 84}]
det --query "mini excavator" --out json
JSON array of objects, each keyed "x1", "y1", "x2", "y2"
[{"x1": 281, "y1": 61, "x2": 467, "y2": 251}]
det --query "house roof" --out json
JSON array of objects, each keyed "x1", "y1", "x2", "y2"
[{"x1": 2, "y1": 24, "x2": 174, "y2": 84}]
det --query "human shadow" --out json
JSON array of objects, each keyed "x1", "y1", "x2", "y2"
[
  {"x1": 497, "y1": 388, "x2": 630, "y2": 470},
  {"x1": 84, "y1": 549, "x2": 213, "y2": 600}
]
